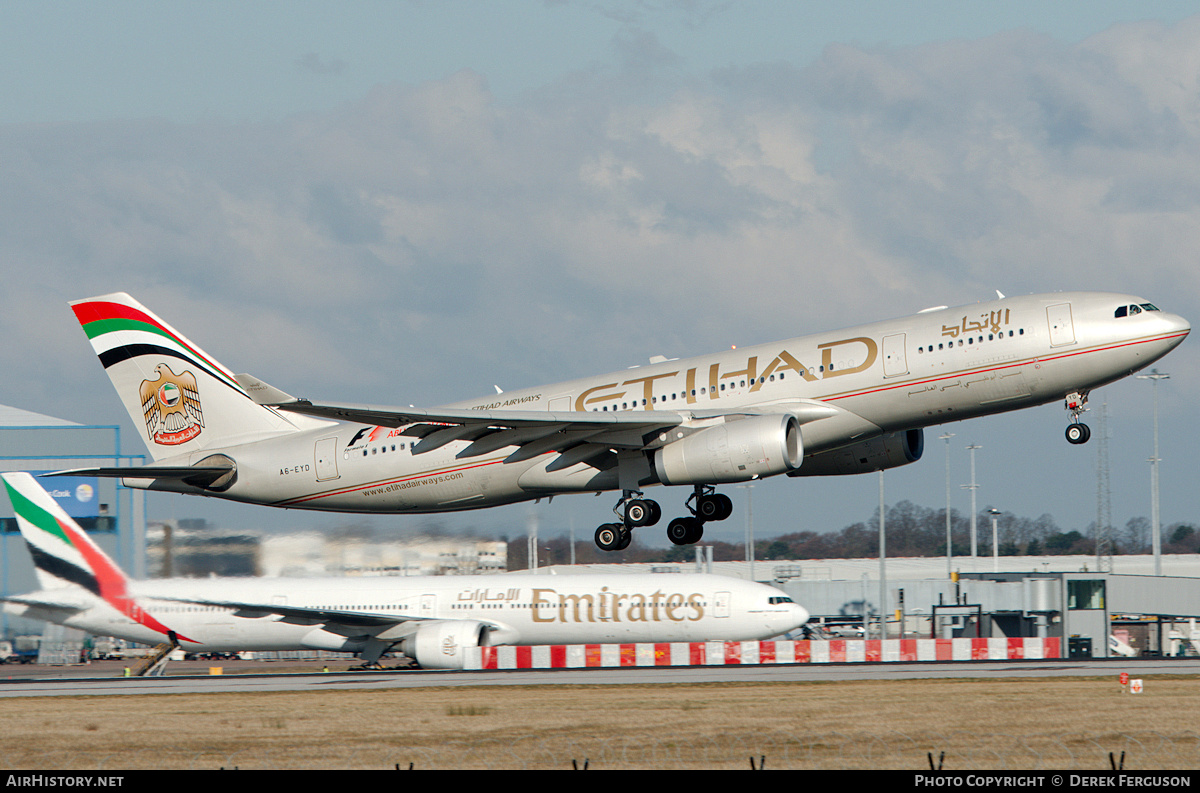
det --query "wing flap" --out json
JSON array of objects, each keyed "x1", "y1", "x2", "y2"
[{"x1": 276, "y1": 398, "x2": 843, "y2": 472}]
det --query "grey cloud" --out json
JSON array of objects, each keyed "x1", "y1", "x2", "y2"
[{"x1": 2, "y1": 17, "x2": 1199, "y2": 428}]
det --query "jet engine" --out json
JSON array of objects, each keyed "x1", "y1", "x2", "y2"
[
  {"x1": 398, "y1": 620, "x2": 490, "y2": 670},
  {"x1": 654, "y1": 413, "x2": 802, "y2": 486},
  {"x1": 789, "y1": 429, "x2": 924, "y2": 476}
]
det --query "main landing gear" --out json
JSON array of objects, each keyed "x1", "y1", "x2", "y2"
[
  {"x1": 593, "y1": 485, "x2": 733, "y2": 552},
  {"x1": 1064, "y1": 391, "x2": 1091, "y2": 445}
]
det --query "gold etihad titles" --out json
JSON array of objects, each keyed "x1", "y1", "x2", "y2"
[
  {"x1": 573, "y1": 336, "x2": 879, "y2": 411},
  {"x1": 942, "y1": 309, "x2": 1012, "y2": 339}
]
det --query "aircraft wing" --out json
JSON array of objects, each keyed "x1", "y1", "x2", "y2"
[
  {"x1": 160, "y1": 596, "x2": 415, "y2": 628},
  {"x1": 274, "y1": 398, "x2": 838, "y2": 470}
]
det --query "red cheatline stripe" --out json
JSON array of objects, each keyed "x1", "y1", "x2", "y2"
[
  {"x1": 824, "y1": 331, "x2": 1188, "y2": 404},
  {"x1": 275, "y1": 458, "x2": 506, "y2": 506}
]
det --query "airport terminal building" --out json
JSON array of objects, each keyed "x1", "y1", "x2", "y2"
[
  {"x1": 0, "y1": 404, "x2": 146, "y2": 638},
  {"x1": 545, "y1": 553, "x2": 1200, "y2": 659}
]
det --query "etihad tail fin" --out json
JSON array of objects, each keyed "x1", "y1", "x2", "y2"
[
  {"x1": 0, "y1": 472, "x2": 188, "y2": 640},
  {"x1": 70, "y1": 293, "x2": 301, "y2": 460}
]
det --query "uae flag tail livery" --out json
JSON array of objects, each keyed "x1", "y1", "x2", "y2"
[
  {"x1": 69, "y1": 292, "x2": 299, "y2": 461},
  {"x1": 0, "y1": 472, "x2": 191, "y2": 643}
]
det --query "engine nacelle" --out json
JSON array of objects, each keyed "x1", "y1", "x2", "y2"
[
  {"x1": 654, "y1": 414, "x2": 803, "y2": 486},
  {"x1": 399, "y1": 620, "x2": 489, "y2": 670},
  {"x1": 789, "y1": 428, "x2": 924, "y2": 477}
]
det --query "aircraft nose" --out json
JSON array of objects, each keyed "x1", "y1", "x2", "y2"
[
  {"x1": 790, "y1": 602, "x2": 810, "y2": 630},
  {"x1": 1158, "y1": 311, "x2": 1191, "y2": 349},
  {"x1": 1167, "y1": 312, "x2": 1192, "y2": 337}
]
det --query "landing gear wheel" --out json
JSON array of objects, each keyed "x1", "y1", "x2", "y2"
[
  {"x1": 1065, "y1": 423, "x2": 1091, "y2": 445},
  {"x1": 666, "y1": 517, "x2": 704, "y2": 546},
  {"x1": 696, "y1": 493, "x2": 733, "y2": 521},
  {"x1": 624, "y1": 498, "x2": 660, "y2": 528},
  {"x1": 595, "y1": 523, "x2": 628, "y2": 552}
]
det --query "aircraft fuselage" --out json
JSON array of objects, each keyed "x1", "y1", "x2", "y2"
[{"x1": 131, "y1": 291, "x2": 1186, "y2": 517}]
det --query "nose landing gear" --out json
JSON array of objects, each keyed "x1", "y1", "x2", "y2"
[{"x1": 1065, "y1": 391, "x2": 1091, "y2": 445}]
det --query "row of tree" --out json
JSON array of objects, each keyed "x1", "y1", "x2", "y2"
[{"x1": 506, "y1": 500, "x2": 1200, "y2": 569}]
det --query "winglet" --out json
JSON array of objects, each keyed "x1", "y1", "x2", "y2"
[{"x1": 234, "y1": 373, "x2": 298, "y2": 405}]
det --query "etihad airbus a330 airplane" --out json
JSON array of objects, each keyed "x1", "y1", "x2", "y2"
[
  {"x1": 63, "y1": 291, "x2": 1188, "y2": 551},
  {"x1": 0, "y1": 473, "x2": 808, "y2": 668}
]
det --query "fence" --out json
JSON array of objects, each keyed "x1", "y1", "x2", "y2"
[{"x1": 469, "y1": 637, "x2": 1060, "y2": 669}]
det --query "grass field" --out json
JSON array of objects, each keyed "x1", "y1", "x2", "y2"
[{"x1": 1, "y1": 673, "x2": 1196, "y2": 770}]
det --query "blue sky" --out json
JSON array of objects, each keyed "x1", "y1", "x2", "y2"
[
  {"x1": 5, "y1": 2, "x2": 1198, "y2": 122},
  {"x1": 2, "y1": 1, "x2": 1199, "y2": 555}
]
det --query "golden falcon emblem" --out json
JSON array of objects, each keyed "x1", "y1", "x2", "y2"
[{"x1": 139, "y1": 363, "x2": 204, "y2": 445}]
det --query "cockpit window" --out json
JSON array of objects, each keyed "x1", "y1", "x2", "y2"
[
  {"x1": 768, "y1": 596, "x2": 793, "y2": 605},
  {"x1": 1115, "y1": 303, "x2": 1161, "y2": 318}
]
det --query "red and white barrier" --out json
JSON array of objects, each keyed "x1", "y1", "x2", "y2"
[{"x1": 466, "y1": 637, "x2": 1060, "y2": 670}]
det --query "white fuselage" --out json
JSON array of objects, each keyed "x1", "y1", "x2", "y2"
[
  {"x1": 6, "y1": 574, "x2": 808, "y2": 654},
  {"x1": 136, "y1": 291, "x2": 1189, "y2": 513}
]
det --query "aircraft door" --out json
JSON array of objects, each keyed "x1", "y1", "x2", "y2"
[
  {"x1": 714, "y1": 591, "x2": 731, "y2": 618},
  {"x1": 1047, "y1": 303, "x2": 1076, "y2": 347},
  {"x1": 420, "y1": 594, "x2": 437, "y2": 619},
  {"x1": 882, "y1": 333, "x2": 908, "y2": 378},
  {"x1": 314, "y1": 437, "x2": 339, "y2": 481}
]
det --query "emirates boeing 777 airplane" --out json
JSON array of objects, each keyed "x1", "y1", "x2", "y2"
[
  {"x1": 1, "y1": 473, "x2": 808, "y2": 668},
  {"x1": 61, "y1": 291, "x2": 1188, "y2": 551}
]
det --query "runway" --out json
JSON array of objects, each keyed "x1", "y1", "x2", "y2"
[{"x1": 0, "y1": 657, "x2": 1195, "y2": 698}]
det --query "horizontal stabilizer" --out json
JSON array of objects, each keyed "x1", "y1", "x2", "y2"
[
  {"x1": 49, "y1": 464, "x2": 234, "y2": 490},
  {"x1": 1, "y1": 592, "x2": 91, "y2": 612}
]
